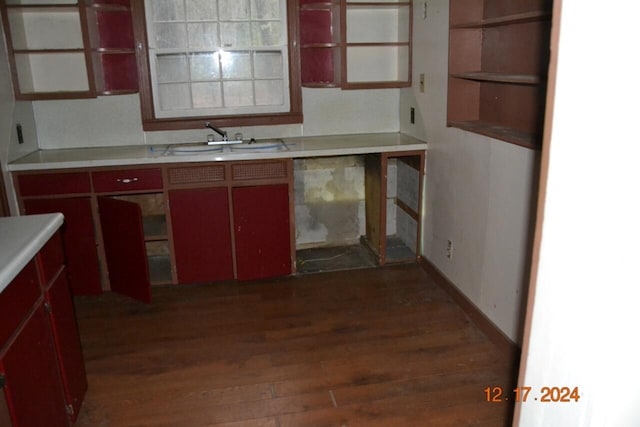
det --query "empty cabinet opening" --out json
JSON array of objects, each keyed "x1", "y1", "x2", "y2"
[{"x1": 294, "y1": 152, "x2": 423, "y2": 273}]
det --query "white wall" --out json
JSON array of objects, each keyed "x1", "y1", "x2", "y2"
[
  {"x1": 400, "y1": 0, "x2": 537, "y2": 343},
  {"x1": 0, "y1": 19, "x2": 17, "y2": 214},
  {"x1": 516, "y1": 0, "x2": 640, "y2": 425},
  {"x1": 26, "y1": 88, "x2": 400, "y2": 150}
]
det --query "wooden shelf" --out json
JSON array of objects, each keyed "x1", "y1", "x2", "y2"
[
  {"x1": 448, "y1": 120, "x2": 538, "y2": 149},
  {"x1": 301, "y1": 43, "x2": 340, "y2": 48},
  {"x1": 148, "y1": 255, "x2": 172, "y2": 285},
  {"x1": 300, "y1": 2, "x2": 338, "y2": 11},
  {"x1": 346, "y1": 2, "x2": 411, "y2": 6},
  {"x1": 451, "y1": 10, "x2": 550, "y2": 29},
  {"x1": 143, "y1": 214, "x2": 167, "y2": 241},
  {"x1": 450, "y1": 72, "x2": 543, "y2": 85},
  {"x1": 5, "y1": 4, "x2": 78, "y2": 11},
  {"x1": 447, "y1": 0, "x2": 551, "y2": 149},
  {"x1": 346, "y1": 41, "x2": 410, "y2": 47}
]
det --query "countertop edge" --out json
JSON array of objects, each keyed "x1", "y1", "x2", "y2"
[
  {"x1": 0, "y1": 213, "x2": 64, "y2": 293},
  {"x1": 7, "y1": 133, "x2": 428, "y2": 171}
]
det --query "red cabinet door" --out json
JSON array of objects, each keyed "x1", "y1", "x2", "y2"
[
  {"x1": 46, "y1": 272, "x2": 88, "y2": 421},
  {"x1": 98, "y1": 197, "x2": 151, "y2": 303},
  {"x1": 23, "y1": 198, "x2": 102, "y2": 296},
  {"x1": 0, "y1": 304, "x2": 70, "y2": 427},
  {"x1": 169, "y1": 187, "x2": 234, "y2": 284},
  {"x1": 232, "y1": 184, "x2": 291, "y2": 281}
]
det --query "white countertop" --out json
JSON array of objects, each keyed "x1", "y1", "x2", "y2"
[
  {"x1": 0, "y1": 213, "x2": 64, "y2": 293},
  {"x1": 8, "y1": 133, "x2": 427, "y2": 171}
]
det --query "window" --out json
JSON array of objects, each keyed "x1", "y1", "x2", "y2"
[{"x1": 133, "y1": 0, "x2": 302, "y2": 130}]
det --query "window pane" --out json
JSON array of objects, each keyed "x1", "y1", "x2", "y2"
[
  {"x1": 221, "y1": 51, "x2": 251, "y2": 79},
  {"x1": 220, "y1": 22, "x2": 251, "y2": 48},
  {"x1": 251, "y1": 0, "x2": 280, "y2": 20},
  {"x1": 188, "y1": 23, "x2": 219, "y2": 49},
  {"x1": 154, "y1": 23, "x2": 187, "y2": 48},
  {"x1": 190, "y1": 52, "x2": 220, "y2": 80},
  {"x1": 159, "y1": 83, "x2": 191, "y2": 110},
  {"x1": 223, "y1": 81, "x2": 254, "y2": 107},
  {"x1": 157, "y1": 54, "x2": 188, "y2": 82},
  {"x1": 255, "y1": 80, "x2": 283, "y2": 106},
  {"x1": 218, "y1": 0, "x2": 249, "y2": 20},
  {"x1": 152, "y1": 0, "x2": 184, "y2": 21},
  {"x1": 192, "y1": 82, "x2": 222, "y2": 108},
  {"x1": 252, "y1": 22, "x2": 282, "y2": 46},
  {"x1": 186, "y1": 0, "x2": 217, "y2": 21},
  {"x1": 254, "y1": 51, "x2": 282, "y2": 79}
]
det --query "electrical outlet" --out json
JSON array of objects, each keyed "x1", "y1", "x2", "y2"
[
  {"x1": 410, "y1": 107, "x2": 415, "y2": 124},
  {"x1": 446, "y1": 240, "x2": 453, "y2": 259}
]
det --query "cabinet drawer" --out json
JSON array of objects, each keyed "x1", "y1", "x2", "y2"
[
  {"x1": 231, "y1": 161, "x2": 288, "y2": 181},
  {"x1": 168, "y1": 165, "x2": 225, "y2": 185},
  {"x1": 92, "y1": 168, "x2": 163, "y2": 193},
  {"x1": 0, "y1": 261, "x2": 40, "y2": 347},
  {"x1": 17, "y1": 172, "x2": 91, "y2": 196}
]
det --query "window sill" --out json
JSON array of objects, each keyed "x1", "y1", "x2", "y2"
[{"x1": 142, "y1": 112, "x2": 303, "y2": 132}]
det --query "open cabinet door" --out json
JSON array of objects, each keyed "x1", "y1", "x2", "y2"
[{"x1": 98, "y1": 196, "x2": 151, "y2": 303}]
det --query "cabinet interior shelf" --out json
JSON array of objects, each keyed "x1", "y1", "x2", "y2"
[
  {"x1": 347, "y1": 42, "x2": 409, "y2": 47},
  {"x1": 450, "y1": 72, "x2": 543, "y2": 85},
  {"x1": 89, "y1": 3, "x2": 129, "y2": 11},
  {"x1": 142, "y1": 214, "x2": 167, "y2": 241},
  {"x1": 300, "y1": 2, "x2": 337, "y2": 10},
  {"x1": 448, "y1": 120, "x2": 538, "y2": 149},
  {"x1": 451, "y1": 10, "x2": 550, "y2": 28},
  {"x1": 6, "y1": 4, "x2": 78, "y2": 11},
  {"x1": 301, "y1": 43, "x2": 340, "y2": 48},
  {"x1": 344, "y1": 80, "x2": 411, "y2": 89},
  {"x1": 346, "y1": 2, "x2": 411, "y2": 6}
]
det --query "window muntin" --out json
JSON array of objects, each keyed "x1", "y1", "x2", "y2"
[{"x1": 145, "y1": 0, "x2": 290, "y2": 118}]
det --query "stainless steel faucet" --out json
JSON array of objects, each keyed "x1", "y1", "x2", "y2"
[{"x1": 205, "y1": 122, "x2": 228, "y2": 142}]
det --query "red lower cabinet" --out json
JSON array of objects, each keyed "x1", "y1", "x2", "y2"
[
  {"x1": 232, "y1": 184, "x2": 292, "y2": 281},
  {"x1": 169, "y1": 187, "x2": 234, "y2": 284},
  {"x1": 45, "y1": 273, "x2": 88, "y2": 421},
  {"x1": 0, "y1": 231, "x2": 88, "y2": 426},
  {"x1": 1, "y1": 305, "x2": 70, "y2": 427}
]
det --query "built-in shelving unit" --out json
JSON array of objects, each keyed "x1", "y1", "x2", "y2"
[
  {"x1": 0, "y1": 0, "x2": 137, "y2": 99},
  {"x1": 447, "y1": 0, "x2": 552, "y2": 149},
  {"x1": 85, "y1": 0, "x2": 137, "y2": 94},
  {"x1": 299, "y1": 0, "x2": 342, "y2": 87},
  {"x1": 1, "y1": 0, "x2": 95, "y2": 99},
  {"x1": 299, "y1": 0, "x2": 412, "y2": 90},
  {"x1": 342, "y1": 0, "x2": 412, "y2": 89}
]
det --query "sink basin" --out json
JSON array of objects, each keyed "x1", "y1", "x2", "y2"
[
  {"x1": 163, "y1": 143, "x2": 223, "y2": 155},
  {"x1": 229, "y1": 139, "x2": 290, "y2": 152}
]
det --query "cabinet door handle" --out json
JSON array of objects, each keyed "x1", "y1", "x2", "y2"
[{"x1": 116, "y1": 177, "x2": 139, "y2": 184}]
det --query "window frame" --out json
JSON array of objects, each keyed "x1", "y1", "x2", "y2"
[{"x1": 131, "y1": 0, "x2": 302, "y2": 131}]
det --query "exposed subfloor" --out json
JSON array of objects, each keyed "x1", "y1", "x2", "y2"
[
  {"x1": 296, "y1": 243, "x2": 376, "y2": 274},
  {"x1": 385, "y1": 235, "x2": 416, "y2": 263},
  {"x1": 73, "y1": 264, "x2": 517, "y2": 427}
]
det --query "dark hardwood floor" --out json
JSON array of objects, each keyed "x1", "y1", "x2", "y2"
[{"x1": 73, "y1": 264, "x2": 516, "y2": 426}]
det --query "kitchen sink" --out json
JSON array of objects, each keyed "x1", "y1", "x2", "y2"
[
  {"x1": 162, "y1": 143, "x2": 224, "y2": 155},
  {"x1": 161, "y1": 139, "x2": 291, "y2": 156},
  {"x1": 229, "y1": 139, "x2": 290, "y2": 152}
]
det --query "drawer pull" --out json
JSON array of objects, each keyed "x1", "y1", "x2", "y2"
[{"x1": 116, "y1": 177, "x2": 139, "y2": 184}]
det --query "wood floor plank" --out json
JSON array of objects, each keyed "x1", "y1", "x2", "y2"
[{"x1": 74, "y1": 264, "x2": 516, "y2": 426}]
